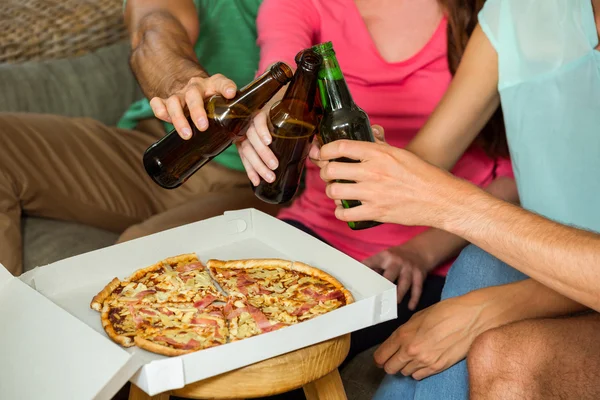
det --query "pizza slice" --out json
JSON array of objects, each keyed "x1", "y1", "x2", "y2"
[
  {"x1": 208, "y1": 259, "x2": 302, "y2": 297},
  {"x1": 91, "y1": 254, "x2": 225, "y2": 313},
  {"x1": 135, "y1": 324, "x2": 227, "y2": 357},
  {"x1": 224, "y1": 295, "x2": 289, "y2": 341}
]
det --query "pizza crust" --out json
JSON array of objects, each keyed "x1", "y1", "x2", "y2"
[
  {"x1": 123, "y1": 261, "x2": 164, "y2": 283},
  {"x1": 90, "y1": 277, "x2": 121, "y2": 312},
  {"x1": 134, "y1": 336, "x2": 196, "y2": 357},
  {"x1": 100, "y1": 305, "x2": 135, "y2": 347},
  {"x1": 162, "y1": 253, "x2": 200, "y2": 268},
  {"x1": 207, "y1": 258, "x2": 292, "y2": 272},
  {"x1": 290, "y1": 261, "x2": 354, "y2": 305}
]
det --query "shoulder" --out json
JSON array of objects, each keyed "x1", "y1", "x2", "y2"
[{"x1": 480, "y1": 0, "x2": 592, "y2": 87}]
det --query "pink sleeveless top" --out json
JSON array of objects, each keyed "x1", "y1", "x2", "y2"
[{"x1": 257, "y1": 0, "x2": 513, "y2": 276}]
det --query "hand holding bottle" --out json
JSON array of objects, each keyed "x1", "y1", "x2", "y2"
[
  {"x1": 149, "y1": 74, "x2": 238, "y2": 140},
  {"x1": 309, "y1": 124, "x2": 387, "y2": 170},
  {"x1": 236, "y1": 111, "x2": 279, "y2": 187}
]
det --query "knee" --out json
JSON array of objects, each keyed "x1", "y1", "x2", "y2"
[
  {"x1": 467, "y1": 324, "x2": 543, "y2": 398},
  {"x1": 117, "y1": 224, "x2": 150, "y2": 243},
  {"x1": 442, "y1": 245, "x2": 527, "y2": 300}
]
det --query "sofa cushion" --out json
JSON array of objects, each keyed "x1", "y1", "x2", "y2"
[
  {"x1": 22, "y1": 217, "x2": 118, "y2": 272},
  {"x1": 0, "y1": 41, "x2": 142, "y2": 126}
]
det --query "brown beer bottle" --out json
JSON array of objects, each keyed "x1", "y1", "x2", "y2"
[
  {"x1": 254, "y1": 49, "x2": 322, "y2": 204},
  {"x1": 143, "y1": 62, "x2": 294, "y2": 189},
  {"x1": 312, "y1": 42, "x2": 381, "y2": 230}
]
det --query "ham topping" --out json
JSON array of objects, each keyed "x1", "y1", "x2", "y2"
[
  {"x1": 154, "y1": 336, "x2": 200, "y2": 350},
  {"x1": 301, "y1": 289, "x2": 344, "y2": 302},
  {"x1": 190, "y1": 318, "x2": 219, "y2": 327},
  {"x1": 128, "y1": 305, "x2": 144, "y2": 328},
  {"x1": 258, "y1": 287, "x2": 272, "y2": 295},
  {"x1": 193, "y1": 295, "x2": 217, "y2": 311},
  {"x1": 290, "y1": 302, "x2": 317, "y2": 316},
  {"x1": 160, "y1": 307, "x2": 174, "y2": 316},
  {"x1": 226, "y1": 307, "x2": 248, "y2": 319},
  {"x1": 135, "y1": 289, "x2": 156, "y2": 300},
  {"x1": 176, "y1": 262, "x2": 205, "y2": 273},
  {"x1": 236, "y1": 274, "x2": 256, "y2": 287},
  {"x1": 247, "y1": 305, "x2": 287, "y2": 333}
]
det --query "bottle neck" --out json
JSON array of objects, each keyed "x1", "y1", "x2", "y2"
[
  {"x1": 230, "y1": 63, "x2": 293, "y2": 113},
  {"x1": 280, "y1": 66, "x2": 319, "y2": 116},
  {"x1": 317, "y1": 55, "x2": 354, "y2": 112}
]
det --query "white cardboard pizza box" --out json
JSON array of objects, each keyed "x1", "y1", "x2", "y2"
[
  {"x1": 1, "y1": 208, "x2": 396, "y2": 398},
  {"x1": 0, "y1": 262, "x2": 143, "y2": 400}
]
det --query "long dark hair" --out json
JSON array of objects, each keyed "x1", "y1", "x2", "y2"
[{"x1": 442, "y1": 0, "x2": 509, "y2": 158}]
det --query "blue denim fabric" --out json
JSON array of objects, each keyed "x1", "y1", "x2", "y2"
[{"x1": 373, "y1": 245, "x2": 527, "y2": 400}]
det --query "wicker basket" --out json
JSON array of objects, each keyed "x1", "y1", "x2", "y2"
[{"x1": 0, "y1": 0, "x2": 127, "y2": 64}]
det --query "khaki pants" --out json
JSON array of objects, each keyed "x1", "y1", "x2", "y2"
[{"x1": 0, "y1": 113, "x2": 281, "y2": 275}]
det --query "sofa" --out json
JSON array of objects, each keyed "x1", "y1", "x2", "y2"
[{"x1": 0, "y1": 1, "x2": 385, "y2": 399}]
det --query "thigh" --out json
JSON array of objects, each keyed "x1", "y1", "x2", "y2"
[
  {"x1": 373, "y1": 360, "x2": 469, "y2": 400},
  {"x1": 442, "y1": 245, "x2": 527, "y2": 300},
  {"x1": 0, "y1": 113, "x2": 163, "y2": 232},
  {"x1": 118, "y1": 185, "x2": 283, "y2": 242},
  {"x1": 485, "y1": 313, "x2": 600, "y2": 399}
]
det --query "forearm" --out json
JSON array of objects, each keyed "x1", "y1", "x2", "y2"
[
  {"x1": 441, "y1": 181, "x2": 600, "y2": 311},
  {"x1": 129, "y1": 10, "x2": 206, "y2": 99},
  {"x1": 470, "y1": 278, "x2": 588, "y2": 333},
  {"x1": 412, "y1": 177, "x2": 518, "y2": 269}
]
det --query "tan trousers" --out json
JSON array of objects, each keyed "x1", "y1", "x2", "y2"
[{"x1": 0, "y1": 113, "x2": 281, "y2": 275}]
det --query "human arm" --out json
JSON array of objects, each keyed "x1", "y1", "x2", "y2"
[
  {"x1": 366, "y1": 175, "x2": 518, "y2": 310},
  {"x1": 405, "y1": 25, "x2": 501, "y2": 169},
  {"x1": 319, "y1": 139, "x2": 600, "y2": 311},
  {"x1": 125, "y1": 0, "x2": 237, "y2": 139},
  {"x1": 373, "y1": 278, "x2": 587, "y2": 379},
  {"x1": 236, "y1": 0, "x2": 319, "y2": 185}
]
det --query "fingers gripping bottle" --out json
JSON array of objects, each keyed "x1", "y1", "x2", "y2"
[
  {"x1": 254, "y1": 49, "x2": 322, "y2": 204},
  {"x1": 312, "y1": 41, "x2": 381, "y2": 230},
  {"x1": 143, "y1": 62, "x2": 293, "y2": 189}
]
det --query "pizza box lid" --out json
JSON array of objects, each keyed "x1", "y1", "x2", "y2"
[
  {"x1": 0, "y1": 264, "x2": 143, "y2": 400},
  {"x1": 7, "y1": 209, "x2": 397, "y2": 397}
]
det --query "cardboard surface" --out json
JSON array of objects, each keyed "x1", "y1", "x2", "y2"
[
  {"x1": 0, "y1": 266, "x2": 142, "y2": 400},
  {"x1": 5, "y1": 209, "x2": 396, "y2": 397}
]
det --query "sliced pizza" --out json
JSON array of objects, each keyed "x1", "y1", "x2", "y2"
[
  {"x1": 225, "y1": 295, "x2": 288, "y2": 341},
  {"x1": 135, "y1": 324, "x2": 227, "y2": 357}
]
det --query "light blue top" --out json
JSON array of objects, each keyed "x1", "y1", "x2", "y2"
[{"x1": 479, "y1": 0, "x2": 600, "y2": 231}]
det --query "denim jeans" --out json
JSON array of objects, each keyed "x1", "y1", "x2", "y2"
[{"x1": 372, "y1": 245, "x2": 528, "y2": 400}]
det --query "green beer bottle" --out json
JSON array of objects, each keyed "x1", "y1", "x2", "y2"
[{"x1": 312, "y1": 42, "x2": 381, "y2": 230}]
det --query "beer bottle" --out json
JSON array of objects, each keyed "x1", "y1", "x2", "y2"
[
  {"x1": 143, "y1": 62, "x2": 294, "y2": 189},
  {"x1": 254, "y1": 49, "x2": 322, "y2": 204},
  {"x1": 312, "y1": 42, "x2": 381, "y2": 230}
]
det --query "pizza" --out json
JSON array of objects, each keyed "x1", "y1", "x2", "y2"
[{"x1": 90, "y1": 254, "x2": 353, "y2": 356}]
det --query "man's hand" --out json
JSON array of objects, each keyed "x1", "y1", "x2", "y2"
[
  {"x1": 308, "y1": 124, "x2": 386, "y2": 170},
  {"x1": 149, "y1": 74, "x2": 237, "y2": 139},
  {"x1": 318, "y1": 139, "x2": 470, "y2": 227},
  {"x1": 374, "y1": 292, "x2": 497, "y2": 380},
  {"x1": 364, "y1": 241, "x2": 436, "y2": 310}
]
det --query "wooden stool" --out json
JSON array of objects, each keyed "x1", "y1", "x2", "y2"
[{"x1": 129, "y1": 334, "x2": 350, "y2": 400}]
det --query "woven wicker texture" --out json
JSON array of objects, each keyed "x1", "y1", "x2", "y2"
[{"x1": 0, "y1": 0, "x2": 127, "y2": 64}]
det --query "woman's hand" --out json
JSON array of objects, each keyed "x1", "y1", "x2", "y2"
[
  {"x1": 364, "y1": 239, "x2": 437, "y2": 310},
  {"x1": 149, "y1": 74, "x2": 237, "y2": 140},
  {"x1": 317, "y1": 138, "x2": 471, "y2": 228},
  {"x1": 235, "y1": 111, "x2": 279, "y2": 186}
]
